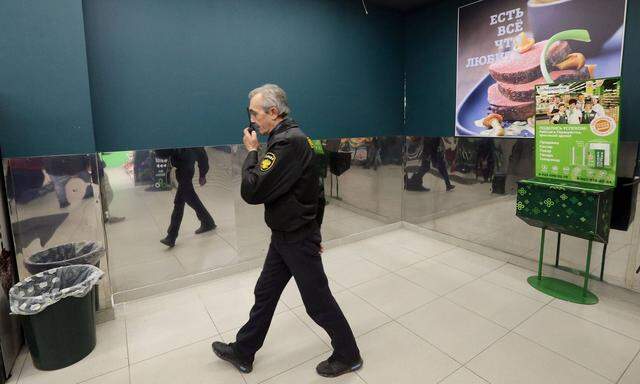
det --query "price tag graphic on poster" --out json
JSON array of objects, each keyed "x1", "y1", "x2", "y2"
[{"x1": 534, "y1": 78, "x2": 620, "y2": 186}]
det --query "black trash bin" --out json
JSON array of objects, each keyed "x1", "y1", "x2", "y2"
[
  {"x1": 23, "y1": 242, "x2": 104, "y2": 310},
  {"x1": 10, "y1": 265, "x2": 103, "y2": 370},
  {"x1": 23, "y1": 242, "x2": 103, "y2": 275},
  {"x1": 492, "y1": 173, "x2": 507, "y2": 195},
  {"x1": 610, "y1": 177, "x2": 640, "y2": 231}
]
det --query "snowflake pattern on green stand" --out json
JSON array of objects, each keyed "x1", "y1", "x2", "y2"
[{"x1": 515, "y1": 179, "x2": 613, "y2": 242}]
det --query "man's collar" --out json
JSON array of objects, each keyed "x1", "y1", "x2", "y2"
[{"x1": 268, "y1": 118, "x2": 292, "y2": 139}]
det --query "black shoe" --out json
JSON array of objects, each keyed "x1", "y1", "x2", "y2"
[
  {"x1": 59, "y1": 201, "x2": 70, "y2": 209},
  {"x1": 405, "y1": 184, "x2": 430, "y2": 192},
  {"x1": 195, "y1": 222, "x2": 217, "y2": 234},
  {"x1": 212, "y1": 342, "x2": 252, "y2": 374},
  {"x1": 316, "y1": 356, "x2": 363, "y2": 378},
  {"x1": 446, "y1": 184, "x2": 456, "y2": 192},
  {"x1": 160, "y1": 237, "x2": 176, "y2": 248}
]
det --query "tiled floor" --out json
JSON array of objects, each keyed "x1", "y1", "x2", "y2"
[
  {"x1": 417, "y1": 196, "x2": 640, "y2": 291},
  {"x1": 9, "y1": 229, "x2": 640, "y2": 384}
]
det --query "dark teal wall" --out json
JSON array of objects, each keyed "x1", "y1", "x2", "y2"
[
  {"x1": 83, "y1": 0, "x2": 405, "y2": 152},
  {"x1": 0, "y1": 0, "x2": 95, "y2": 158},
  {"x1": 405, "y1": 0, "x2": 640, "y2": 141}
]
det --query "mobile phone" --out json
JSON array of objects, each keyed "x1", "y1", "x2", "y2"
[{"x1": 246, "y1": 108, "x2": 257, "y2": 134}]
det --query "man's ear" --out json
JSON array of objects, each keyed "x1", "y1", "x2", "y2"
[{"x1": 269, "y1": 107, "x2": 279, "y2": 120}]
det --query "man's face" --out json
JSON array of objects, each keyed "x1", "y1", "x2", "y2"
[
  {"x1": 248, "y1": 93, "x2": 279, "y2": 135},
  {"x1": 569, "y1": 103, "x2": 576, "y2": 110},
  {"x1": 585, "y1": 103, "x2": 592, "y2": 111},
  {"x1": 559, "y1": 105, "x2": 566, "y2": 113}
]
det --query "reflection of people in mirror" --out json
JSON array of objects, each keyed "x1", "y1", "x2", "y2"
[
  {"x1": 43, "y1": 155, "x2": 94, "y2": 209},
  {"x1": 96, "y1": 154, "x2": 125, "y2": 224},
  {"x1": 212, "y1": 84, "x2": 362, "y2": 378},
  {"x1": 159, "y1": 147, "x2": 216, "y2": 248},
  {"x1": 405, "y1": 137, "x2": 455, "y2": 192}
]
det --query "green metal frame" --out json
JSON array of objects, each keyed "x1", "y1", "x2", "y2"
[
  {"x1": 554, "y1": 233, "x2": 608, "y2": 282},
  {"x1": 528, "y1": 228, "x2": 598, "y2": 305}
]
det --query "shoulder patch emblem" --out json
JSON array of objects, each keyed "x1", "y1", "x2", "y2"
[
  {"x1": 260, "y1": 152, "x2": 277, "y2": 172},
  {"x1": 306, "y1": 137, "x2": 314, "y2": 149}
]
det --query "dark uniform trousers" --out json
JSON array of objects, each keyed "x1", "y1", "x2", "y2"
[
  {"x1": 234, "y1": 225, "x2": 360, "y2": 364},
  {"x1": 167, "y1": 169, "x2": 214, "y2": 240}
]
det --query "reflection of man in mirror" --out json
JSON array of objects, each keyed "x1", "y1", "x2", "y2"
[
  {"x1": 43, "y1": 155, "x2": 94, "y2": 209},
  {"x1": 405, "y1": 137, "x2": 455, "y2": 192},
  {"x1": 212, "y1": 84, "x2": 362, "y2": 378},
  {"x1": 95, "y1": 154, "x2": 125, "y2": 224},
  {"x1": 159, "y1": 147, "x2": 216, "y2": 247}
]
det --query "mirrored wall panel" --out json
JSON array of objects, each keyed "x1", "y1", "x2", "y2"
[
  {"x1": 321, "y1": 137, "x2": 403, "y2": 241},
  {"x1": 101, "y1": 146, "x2": 238, "y2": 293},
  {"x1": 3, "y1": 154, "x2": 112, "y2": 310},
  {"x1": 403, "y1": 137, "x2": 640, "y2": 288}
]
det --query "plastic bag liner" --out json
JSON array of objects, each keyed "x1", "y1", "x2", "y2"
[
  {"x1": 24, "y1": 241, "x2": 104, "y2": 275},
  {"x1": 10, "y1": 265, "x2": 104, "y2": 316}
]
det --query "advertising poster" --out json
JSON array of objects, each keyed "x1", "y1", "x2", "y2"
[
  {"x1": 534, "y1": 77, "x2": 620, "y2": 186},
  {"x1": 456, "y1": 0, "x2": 627, "y2": 138}
]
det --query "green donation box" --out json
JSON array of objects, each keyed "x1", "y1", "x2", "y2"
[
  {"x1": 518, "y1": 77, "x2": 621, "y2": 305},
  {"x1": 516, "y1": 178, "x2": 613, "y2": 243}
]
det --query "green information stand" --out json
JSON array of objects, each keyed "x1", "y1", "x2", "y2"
[{"x1": 517, "y1": 77, "x2": 621, "y2": 305}]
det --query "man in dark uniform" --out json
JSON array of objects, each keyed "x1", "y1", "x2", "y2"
[
  {"x1": 160, "y1": 147, "x2": 216, "y2": 247},
  {"x1": 212, "y1": 84, "x2": 362, "y2": 378},
  {"x1": 405, "y1": 137, "x2": 455, "y2": 192}
]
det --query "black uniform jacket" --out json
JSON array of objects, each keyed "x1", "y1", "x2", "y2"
[{"x1": 241, "y1": 119, "x2": 321, "y2": 234}]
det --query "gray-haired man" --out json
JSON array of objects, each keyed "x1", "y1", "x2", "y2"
[{"x1": 212, "y1": 84, "x2": 362, "y2": 377}]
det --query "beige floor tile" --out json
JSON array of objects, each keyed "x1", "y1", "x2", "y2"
[
  {"x1": 350, "y1": 273, "x2": 438, "y2": 318},
  {"x1": 446, "y1": 279, "x2": 547, "y2": 329},
  {"x1": 398, "y1": 298, "x2": 507, "y2": 363},
  {"x1": 355, "y1": 322, "x2": 459, "y2": 384},
  {"x1": 467, "y1": 333, "x2": 610, "y2": 384},
  {"x1": 515, "y1": 306, "x2": 640, "y2": 381},
  {"x1": 396, "y1": 260, "x2": 476, "y2": 296}
]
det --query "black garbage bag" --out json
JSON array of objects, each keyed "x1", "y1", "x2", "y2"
[
  {"x1": 9, "y1": 265, "x2": 103, "y2": 316},
  {"x1": 24, "y1": 242, "x2": 104, "y2": 275},
  {"x1": 328, "y1": 151, "x2": 352, "y2": 176}
]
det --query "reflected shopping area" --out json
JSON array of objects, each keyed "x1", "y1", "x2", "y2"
[
  {"x1": 1, "y1": 138, "x2": 401, "y2": 299},
  {"x1": 403, "y1": 136, "x2": 640, "y2": 288},
  {"x1": 103, "y1": 139, "x2": 401, "y2": 294},
  {"x1": 4, "y1": 136, "x2": 639, "y2": 304}
]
